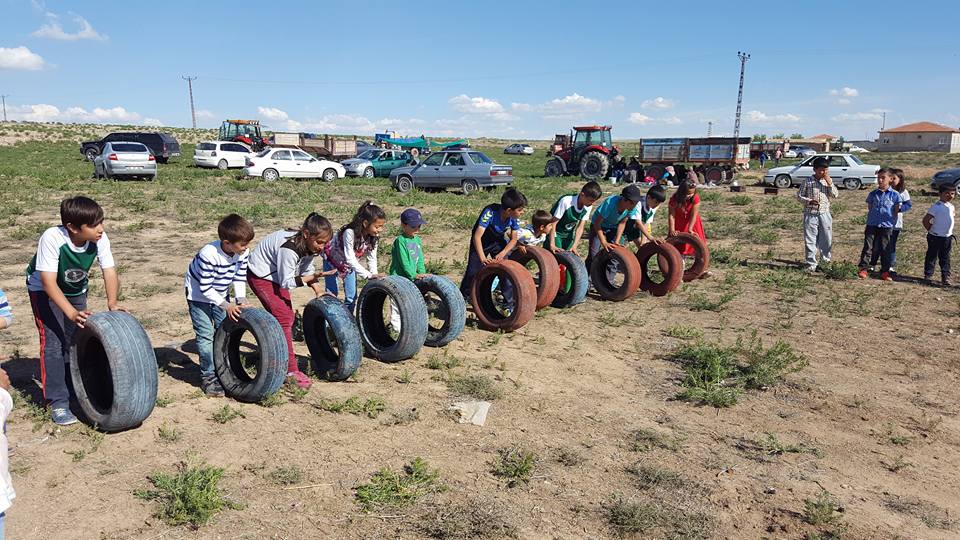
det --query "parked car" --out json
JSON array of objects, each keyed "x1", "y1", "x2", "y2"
[
  {"x1": 93, "y1": 142, "x2": 157, "y2": 180},
  {"x1": 504, "y1": 143, "x2": 534, "y2": 155},
  {"x1": 341, "y1": 149, "x2": 415, "y2": 178},
  {"x1": 783, "y1": 145, "x2": 816, "y2": 159},
  {"x1": 763, "y1": 153, "x2": 879, "y2": 190},
  {"x1": 847, "y1": 145, "x2": 871, "y2": 153},
  {"x1": 931, "y1": 167, "x2": 960, "y2": 192},
  {"x1": 390, "y1": 149, "x2": 513, "y2": 194},
  {"x1": 242, "y1": 147, "x2": 345, "y2": 182},
  {"x1": 81, "y1": 132, "x2": 180, "y2": 163},
  {"x1": 193, "y1": 141, "x2": 253, "y2": 169},
  {"x1": 355, "y1": 140, "x2": 374, "y2": 153}
]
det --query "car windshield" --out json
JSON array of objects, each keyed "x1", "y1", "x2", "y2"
[
  {"x1": 847, "y1": 155, "x2": 864, "y2": 165},
  {"x1": 357, "y1": 150, "x2": 382, "y2": 159},
  {"x1": 113, "y1": 143, "x2": 147, "y2": 152},
  {"x1": 468, "y1": 152, "x2": 492, "y2": 164},
  {"x1": 197, "y1": 143, "x2": 216, "y2": 151}
]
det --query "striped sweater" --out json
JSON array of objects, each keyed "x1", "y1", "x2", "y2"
[
  {"x1": 0, "y1": 288, "x2": 11, "y2": 326},
  {"x1": 184, "y1": 241, "x2": 249, "y2": 306}
]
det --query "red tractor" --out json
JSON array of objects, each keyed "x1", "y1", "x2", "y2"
[
  {"x1": 544, "y1": 125, "x2": 619, "y2": 180},
  {"x1": 219, "y1": 119, "x2": 267, "y2": 151}
]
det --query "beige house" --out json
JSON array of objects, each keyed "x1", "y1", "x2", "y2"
[{"x1": 878, "y1": 122, "x2": 960, "y2": 153}]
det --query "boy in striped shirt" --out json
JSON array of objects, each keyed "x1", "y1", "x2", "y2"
[{"x1": 185, "y1": 214, "x2": 254, "y2": 396}]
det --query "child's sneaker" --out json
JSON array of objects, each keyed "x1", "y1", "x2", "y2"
[
  {"x1": 942, "y1": 276, "x2": 952, "y2": 287},
  {"x1": 51, "y1": 407, "x2": 79, "y2": 426},
  {"x1": 287, "y1": 370, "x2": 312, "y2": 389},
  {"x1": 201, "y1": 375, "x2": 225, "y2": 397},
  {"x1": 857, "y1": 269, "x2": 868, "y2": 279},
  {"x1": 880, "y1": 272, "x2": 893, "y2": 281}
]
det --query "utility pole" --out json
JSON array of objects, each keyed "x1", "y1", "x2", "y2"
[
  {"x1": 0, "y1": 95, "x2": 8, "y2": 123},
  {"x1": 707, "y1": 121, "x2": 713, "y2": 137},
  {"x1": 733, "y1": 51, "x2": 750, "y2": 141},
  {"x1": 881, "y1": 111, "x2": 886, "y2": 130},
  {"x1": 182, "y1": 76, "x2": 197, "y2": 128}
]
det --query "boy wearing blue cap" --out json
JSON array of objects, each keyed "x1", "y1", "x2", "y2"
[{"x1": 389, "y1": 208, "x2": 428, "y2": 329}]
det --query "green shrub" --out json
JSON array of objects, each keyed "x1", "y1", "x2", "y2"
[
  {"x1": 355, "y1": 458, "x2": 444, "y2": 511},
  {"x1": 134, "y1": 460, "x2": 241, "y2": 528}
]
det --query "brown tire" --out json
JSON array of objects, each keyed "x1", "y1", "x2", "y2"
[
  {"x1": 470, "y1": 260, "x2": 537, "y2": 332},
  {"x1": 589, "y1": 244, "x2": 641, "y2": 301},
  {"x1": 637, "y1": 242, "x2": 683, "y2": 297},
  {"x1": 661, "y1": 232, "x2": 710, "y2": 282},
  {"x1": 510, "y1": 245, "x2": 560, "y2": 310}
]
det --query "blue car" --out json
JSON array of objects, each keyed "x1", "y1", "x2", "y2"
[{"x1": 390, "y1": 149, "x2": 513, "y2": 194}]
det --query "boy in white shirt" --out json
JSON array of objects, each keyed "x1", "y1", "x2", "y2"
[
  {"x1": 922, "y1": 185, "x2": 956, "y2": 286},
  {"x1": 0, "y1": 367, "x2": 14, "y2": 537}
]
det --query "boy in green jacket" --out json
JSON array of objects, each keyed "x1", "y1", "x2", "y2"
[{"x1": 389, "y1": 208, "x2": 428, "y2": 329}]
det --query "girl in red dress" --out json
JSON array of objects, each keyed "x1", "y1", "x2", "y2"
[{"x1": 668, "y1": 180, "x2": 707, "y2": 256}]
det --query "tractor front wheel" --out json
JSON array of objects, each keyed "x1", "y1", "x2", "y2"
[
  {"x1": 544, "y1": 158, "x2": 564, "y2": 177},
  {"x1": 579, "y1": 151, "x2": 609, "y2": 181}
]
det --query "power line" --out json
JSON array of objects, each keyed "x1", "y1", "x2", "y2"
[
  {"x1": 182, "y1": 76, "x2": 197, "y2": 128},
  {"x1": 733, "y1": 51, "x2": 750, "y2": 141}
]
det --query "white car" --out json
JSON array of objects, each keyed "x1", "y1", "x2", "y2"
[
  {"x1": 504, "y1": 143, "x2": 534, "y2": 155},
  {"x1": 763, "y1": 153, "x2": 879, "y2": 190},
  {"x1": 242, "y1": 147, "x2": 345, "y2": 182},
  {"x1": 193, "y1": 141, "x2": 253, "y2": 169},
  {"x1": 848, "y1": 145, "x2": 871, "y2": 153}
]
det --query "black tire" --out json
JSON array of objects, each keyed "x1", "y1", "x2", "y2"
[
  {"x1": 589, "y1": 245, "x2": 641, "y2": 301},
  {"x1": 544, "y1": 158, "x2": 564, "y2": 177},
  {"x1": 579, "y1": 151, "x2": 609, "y2": 180},
  {"x1": 705, "y1": 167, "x2": 724, "y2": 184},
  {"x1": 84, "y1": 147, "x2": 99, "y2": 162},
  {"x1": 213, "y1": 308, "x2": 288, "y2": 403},
  {"x1": 551, "y1": 250, "x2": 589, "y2": 308},
  {"x1": 69, "y1": 312, "x2": 158, "y2": 432},
  {"x1": 396, "y1": 176, "x2": 414, "y2": 193},
  {"x1": 414, "y1": 275, "x2": 466, "y2": 347},
  {"x1": 363, "y1": 167, "x2": 375, "y2": 178},
  {"x1": 355, "y1": 276, "x2": 428, "y2": 362},
  {"x1": 303, "y1": 296, "x2": 362, "y2": 381},
  {"x1": 774, "y1": 174, "x2": 792, "y2": 188},
  {"x1": 462, "y1": 179, "x2": 479, "y2": 195},
  {"x1": 322, "y1": 168, "x2": 338, "y2": 182},
  {"x1": 156, "y1": 157, "x2": 169, "y2": 164},
  {"x1": 217, "y1": 159, "x2": 228, "y2": 170}
]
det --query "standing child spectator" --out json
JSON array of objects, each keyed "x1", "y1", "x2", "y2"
[
  {"x1": 797, "y1": 156, "x2": 838, "y2": 272},
  {"x1": 587, "y1": 184, "x2": 644, "y2": 269},
  {"x1": 0, "y1": 365, "x2": 13, "y2": 538},
  {"x1": 624, "y1": 185, "x2": 668, "y2": 249},
  {"x1": 759, "y1": 151, "x2": 768, "y2": 170},
  {"x1": 870, "y1": 167, "x2": 911, "y2": 274},
  {"x1": 184, "y1": 214, "x2": 254, "y2": 397},
  {"x1": 324, "y1": 201, "x2": 387, "y2": 311},
  {"x1": 459, "y1": 188, "x2": 526, "y2": 300},
  {"x1": 857, "y1": 168, "x2": 902, "y2": 280},
  {"x1": 668, "y1": 180, "x2": 707, "y2": 254},
  {"x1": 247, "y1": 213, "x2": 335, "y2": 389},
  {"x1": 388, "y1": 208, "x2": 428, "y2": 329},
  {"x1": 27, "y1": 196, "x2": 123, "y2": 426},
  {"x1": 0, "y1": 288, "x2": 10, "y2": 330},
  {"x1": 774, "y1": 147, "x2": 783, "y2": 167},
  {"x1": 548, "y1": 181, "x2": 601, "y2": 254},
  {"x1": 922, "y1": 185, "x2": 956, "y2": 286}
]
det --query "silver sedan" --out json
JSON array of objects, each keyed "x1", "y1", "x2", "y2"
[{"x1": 93, "y1": 141, "x2": 157, "y2": 180}]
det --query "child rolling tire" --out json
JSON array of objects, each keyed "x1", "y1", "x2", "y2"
[
  {"x1": 551, "y1": 250, "x2": 588, "y2": 308},
  {"x1": 663, "y1": 232, "x2": 710, "y2": 282},
  {"x1": 470, "y1": 260, "x2": 536, "y2": 332},
  {"x1": 213, "y1": 307, "x2": 288, "y2": 403},
  {"x1": 509, "y1": 245, "x2": 560, "y2": 310},
  {"x1": 69, "y1": 311, "x2": 158, "y2": 432},
  {"x1": 355, "y1": 276, "x2": 428, "y2": 362},
  {"x1": 414, "y1": 275, "x2": 466, "y2": 348},
  {"x1": 303, "y1": 295, "x2": 362, "y2": 381},
  {"x1": 637, "y1": 242, "x2": 683, "y2": 297},
  {"x1": 589, "y1": 244, "x2": 641, "y2": 301}
]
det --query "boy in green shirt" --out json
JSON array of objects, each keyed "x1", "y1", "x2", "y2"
[
  {"x1": 389, "y1": 208, "x2": 428, "y2": 329},
  {"x1": 548, "y1": 181, "x2": 602, "y2": 254}
]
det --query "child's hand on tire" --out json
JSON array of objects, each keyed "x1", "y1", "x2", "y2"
[{"x1": 226, "y1": 303, "x2": 243, "y2": 322}]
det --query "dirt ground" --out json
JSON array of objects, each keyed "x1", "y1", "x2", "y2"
[{"x1": 0, "y1": 126, "x2": 958, "y2": 539}]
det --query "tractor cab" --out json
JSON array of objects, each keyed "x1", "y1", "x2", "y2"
[
  {"x1": 544, "y1": 125, "x2": 618, "y2": 180},
  {"x1": 572, "y1": 126, "x2": 613, "y2": 150},
  {"x1": 219, "y1": 120, "x2": 266, "y2": 151}
]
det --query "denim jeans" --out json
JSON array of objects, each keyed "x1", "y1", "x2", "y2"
[
  {"x1": 323, "y1": 260, "x2": 357, "y2": 310},
  {"x1": 187, "y1": 300, "x2": 226, "y2": 378},
  {"x1": 29, "y1": 290, "x2": 87, "y2": 409}
]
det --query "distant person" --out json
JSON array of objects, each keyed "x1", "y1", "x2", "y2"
[
  {"x1": 624, "y1": 157, "x2": 642, "y2": 183},
  {"x1": 857, "y1": 168, "x2": 902, "y2": 281},
  {"x1": 796, "y1": 156, "x2": 838, "y2": 272},
  {"x1": 774, "y1": 147, "x2": 783, "y2": 167},
  {"x1": 922, "y1": 185, "x2": 956, "y2": 286},
  {"x1": 759, "y1": 151, "x2": 768, "y2": 169}
]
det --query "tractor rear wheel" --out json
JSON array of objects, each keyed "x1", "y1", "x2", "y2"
[{"x1": 579, "y1": 151, "x2": 608, "y2": 181}]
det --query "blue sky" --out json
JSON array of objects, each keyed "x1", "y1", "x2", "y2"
[{"x1": 2, "y1": 0, "x2": 958, "y2": 140}]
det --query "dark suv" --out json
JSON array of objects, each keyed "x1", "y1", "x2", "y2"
[{"x1": 81, "y1": 132, "x2": 181, "y2": 163}]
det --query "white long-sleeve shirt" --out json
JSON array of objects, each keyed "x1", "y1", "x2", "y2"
[
  {"x1": 247, "y1": 230, "x2": 319, "y2": 289},
  {"x1": 184, "y1": 241, "x2": 249, "y2": 306},
  {"x1": 0, "y1": 388, "x2": 16, "y2": 515},
  {"x1": 327, "y1": 228, "x2": 378, "y2": 279}
]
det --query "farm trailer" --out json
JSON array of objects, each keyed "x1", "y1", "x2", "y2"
[
  {"x1": 271, "y1": 132, "x2": 358, "y2": 160},
  {"x1": 638, "y1": 137, "x2": 750, "y2": 183}
]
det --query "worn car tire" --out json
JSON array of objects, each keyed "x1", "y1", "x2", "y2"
[
  {"x1": 544, "y1": 158, "x2": 564, "y2": 177},
  {"x1": 661, "y1": 232, "x2": 709, "y2": 281},
  {"x1": 580, "y1": 151, "x2": 609, "y2": 180},
  {"x1": 414, "y1": 275, "x2": 466, "y2": 347},
  {"x1": 303, "y1": 296, "x2": 362, "y2": 381},
  {"x1": 213, "y1": 308, "x2": 288, "y2": 402},
  {"x1": 69, "y1": 312, "x2": 158, "y2": 432},
  {"x1": 356, "y1": 276, "x2": 428, "y2": 362},
  {"x1": 470, "y1": 260, "x2": 536, "y2": 332},
  {"x1": 638, "y1": 242, "x2": 684, "y2": 297},
  {"x1": 84, "y1": 147, "x2": 99, "y2": 162},
  {"x1": 509, "y1": 245, "x2": 560, "y2": 310},
  {"x1": 462, "y1": 179, "x2": 479, "y2": 195},
  {"x1": 217, "y1": 159, "x2": 228, "y2": 170},
  {"x1": 322, "y1": 168, "x2": 338, "y2": 182},
  {"x1": 551, "y1": 250, "x2": 589, "y2": 308},
  {"x1": 363, "y1": 167, "x2": 375, "y2": 178},
  {"x1": 590, "y1": 244, "x2": 641, "y2": 301},
  {"x1": 262, "y1": 168, "x2": 279, "y2": 182},
  {"x1": 396, "y1": 176, "x2": 413, "y2": 193},
  {"x1": 774, "y1": 174, "x2": 792, "y2": 188},
  {"x1": 843, "y1": 177, "x2": 862, "y2": 190}
]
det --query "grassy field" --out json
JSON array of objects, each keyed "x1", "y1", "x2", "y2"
[{"x1": 0, "y1": 123, "x2": 958, "y2": 539}]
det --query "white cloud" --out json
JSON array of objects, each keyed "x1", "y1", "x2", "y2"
[
  {"x1": 449, "y1": 94, "x2": 504, "y2": 114},
  {"x1": 257, "y1": 106, "x2": 289, "y2": 121},
  {"x1": 0, "y1": 46, "x2": 46, "y2": 70},
  {"x1": 539, "y1": 93, "x2": 602, "y2": 118},
  {"x1": 6, "y1": 103, "x2": 161, "y2": 125},
  {"x1": 836, "y1": 99, "x2": 851, "y2": 105},
  {"x1": 142, "y1": 117, "x2": 164, "y2": 126},
  {"x1": 831, "y1": 112, "x2": 883, "y2": 122},
  {"x1": 32, "y1": 12, "x2": 107, "y2": 41},
  {"x1": 744, "y1": 110, "x2": 801, "y2": 124},
  {"x1": 511, "y1": 102, "x2": 532, "y2": 112},
  {"x1": 829, "y1": 87, "x2": 859, "y2": 98},
  {"x1": 641, "y1": 96, "x2": 674, "y2": 110},
  {"x1": 605, "y1": 95, "x2": 626, "y2": 108},
  {"x1": 663, "y1": 116, "x2": 683, "y2": 125},
  {"x1": 64, "y1": 106, "x2": 141, "y2": 122},
  {"x1": 628, "y1": 113, "x2": 652, "y2": 125},
  {"x1": 9, "y1": 103, "x2": 61, "y2": 122},
  {"x1": 195, "y1": 109, "x2": 215, "y2": 119},
  {"x1": 627, "y1": 113, "x2": 681, "y2": 125}
]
